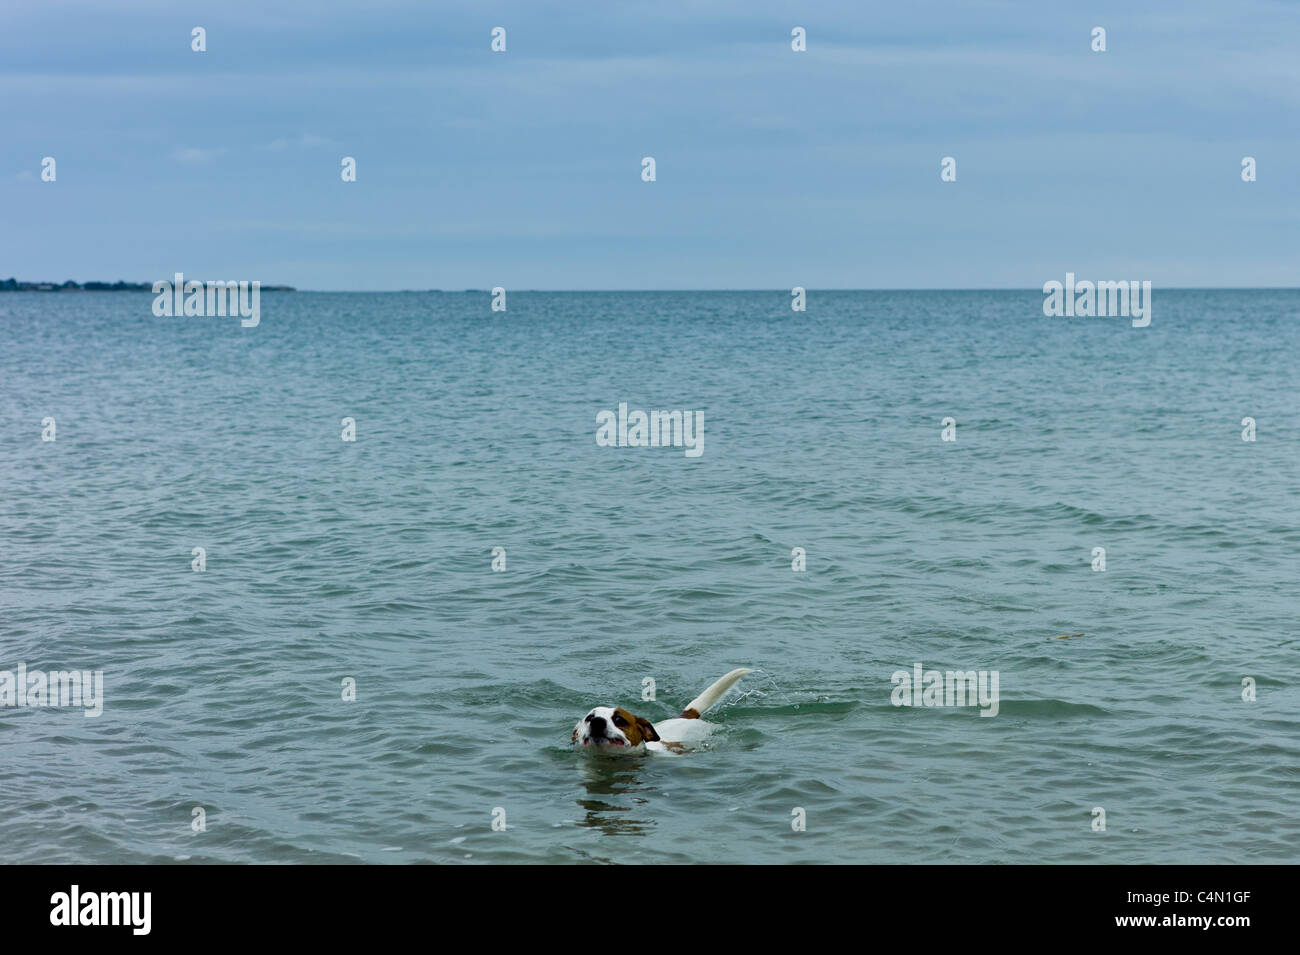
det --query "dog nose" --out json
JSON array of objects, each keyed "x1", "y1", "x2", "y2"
[{"x1": 589, "y1": 716, "x2": 606, "y2": 737}]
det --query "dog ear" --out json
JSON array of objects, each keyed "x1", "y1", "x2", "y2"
[{"x1": 636, "y1": 717, "x2": 660, "y2": 742}]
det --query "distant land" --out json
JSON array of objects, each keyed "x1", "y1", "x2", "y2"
[{"x1": 1, "y1": 278, "x2": 296, "y2": 292}]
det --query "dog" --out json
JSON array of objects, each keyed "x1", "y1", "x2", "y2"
[{"x1": 572, "y1": 668, "x2": 751, "y2": 755}]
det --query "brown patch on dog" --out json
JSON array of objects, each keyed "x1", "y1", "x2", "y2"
[
  {"x1": 611, "y1": 707, "x2": 660, "y2": 745},
  {"x1": 678, "y1": 707, "x2": 701, "y2": 720}
]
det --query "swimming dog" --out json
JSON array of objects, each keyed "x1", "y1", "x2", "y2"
[{"x1": 572, "y1": 668, "x2": 751, "y2": 755}]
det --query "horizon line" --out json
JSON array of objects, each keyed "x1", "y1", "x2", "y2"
[
  {"x1": 6, "y1": 284, "x2": 1299, "y2": 294},
  {"x1": 297, "y1": 285, "x2": 1300, "y2": 293}
]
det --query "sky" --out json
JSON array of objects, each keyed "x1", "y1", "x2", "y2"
[{"x1": 1, "y1": 0, "x2": 1297, "y2": 290}]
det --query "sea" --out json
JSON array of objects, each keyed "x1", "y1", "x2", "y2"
[{"x1": 1, "y1": 288, "x2": 1296, "y2": 864}]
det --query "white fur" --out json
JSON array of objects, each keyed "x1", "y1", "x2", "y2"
[{"x1": 683, "y1": 667, "x2": 752, "y2": 716}]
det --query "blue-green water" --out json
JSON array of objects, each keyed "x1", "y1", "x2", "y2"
[{"x1": 1, "y1": 289, "x2": 1297, "y2": 864}]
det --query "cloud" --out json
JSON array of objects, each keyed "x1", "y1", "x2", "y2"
[
  {"x1": 172, "y1": 146, "x2": 226, "y2": 163},
  {"x1": 266, "y1": 133, "x2": 333, "y2": 151}
]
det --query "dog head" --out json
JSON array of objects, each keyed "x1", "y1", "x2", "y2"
[{"x1": 572, "y1": 706, "x2": 660, "y2": 755}]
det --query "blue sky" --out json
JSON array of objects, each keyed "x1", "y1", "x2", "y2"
[{"x1": 2, "y1": 0, "x2": 1297, "y2": 289}]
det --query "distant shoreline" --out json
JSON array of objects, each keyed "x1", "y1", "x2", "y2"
[{"x1": 1, "y1": 278, "x2": 296, "y2": 292}]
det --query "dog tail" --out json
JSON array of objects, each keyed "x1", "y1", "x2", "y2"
[{"x1": 679, "y1": 668, "x2": 752, "y2": 718}]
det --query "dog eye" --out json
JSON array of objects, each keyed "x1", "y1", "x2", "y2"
[
  {"x1": 584, "y1": 714, "x2": 593, "y2": 722},
  {"x1": 612, "y1": 714, "x2": 627, "y2": 727}
]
